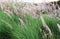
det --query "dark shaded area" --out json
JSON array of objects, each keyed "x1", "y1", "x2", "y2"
[
  {"x1": 0, "y1": 22, "x2": 15, "y2": 39},
  {"x1": 57, "y1": 1, "x2": 60, "y2": 7},
  {"x1": 0, "y1": 31, "x2": 12, "y2": 39}
]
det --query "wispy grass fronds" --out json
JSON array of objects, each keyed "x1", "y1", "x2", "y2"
[{"x1": 0, "y1": 9, "x2": 60, "y2": 39}]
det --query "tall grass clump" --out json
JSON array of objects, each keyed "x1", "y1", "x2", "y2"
[{"x1": 0, "y1": 9, "x2": 60, "y2": 39}]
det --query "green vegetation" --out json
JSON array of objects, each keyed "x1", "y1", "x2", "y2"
[{"x1": 0, "y1": 9, "x2": 60, "y2": 39}]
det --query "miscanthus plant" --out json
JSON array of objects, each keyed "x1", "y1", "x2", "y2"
[{"x1": 0, "y1": 9, "x2": 60, "y2": 39}]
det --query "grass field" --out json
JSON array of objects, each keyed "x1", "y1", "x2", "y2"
[{"x1": 0, "y1": 9, "x2": 60, "y2": 39}]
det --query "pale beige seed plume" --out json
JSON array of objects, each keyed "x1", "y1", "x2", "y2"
[
  {"x1": 19, "y1": 18, "x2": 26, "y2": 28},
  {"x1": 57, "y1": 23, "x2": 60, "y2": 30},
  {"x1": 40, "y1": 15, "x2": 52, "y2": 37},
  {"x1": 1, "y1": 19, "x2": 13, "y2": 29}
]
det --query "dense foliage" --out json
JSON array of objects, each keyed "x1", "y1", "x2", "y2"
[{"x1": 0, "y1": 9, "x2": 60, "y2": 39}]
